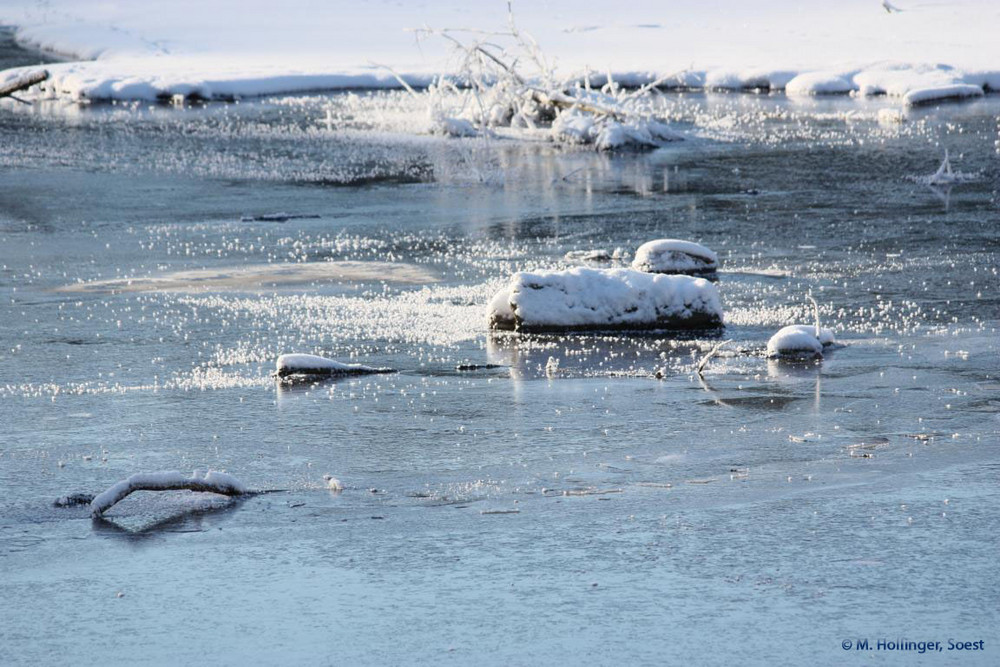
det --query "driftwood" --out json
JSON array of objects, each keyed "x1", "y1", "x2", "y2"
[{"x1": 0, "y1": 70, "x2": 49, "y2": 100}]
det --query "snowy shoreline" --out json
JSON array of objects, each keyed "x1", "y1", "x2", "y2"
[
  {"x1": 3, "y1": 1, "x2": 1000, "y2": 105},
  {"x1": 3, "y1": 57, "x2": 998, "y2": 106}
]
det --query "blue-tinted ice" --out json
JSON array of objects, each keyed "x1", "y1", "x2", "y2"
[{"x1": 1, "y1": 50, "x2": 998, "y2": 664}]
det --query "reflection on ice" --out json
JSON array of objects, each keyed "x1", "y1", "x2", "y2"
[
  {"x1": 487, "y1": 331, "x2": 723, "y2": 380},
  {"x1": 91, "y1": 495, "x2": 247, "y2": 542}
]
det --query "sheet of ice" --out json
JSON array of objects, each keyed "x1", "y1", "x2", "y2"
[
  {"x1": 766, "y1": 324, "x2": 837, "y2": 359},
  {"x1": 1, "y1": 1, "x2": 999, "y2": 103},
  {"x1": 90, "y1": 470, "x2": 248, "y2": 517},
  {"x1": 275, "y1": 353, "x2": 392, "y2": 378},
  {"x1": 489, "y1": 267, "x2": 723, "y2": 333},
  {"x1": 631, "y1": 239, "x2": 718, "y2": 275}
]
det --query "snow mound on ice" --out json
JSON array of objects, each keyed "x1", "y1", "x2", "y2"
[
  {"x1": 631, "y1": 239, "x2": 718, "y2": 275},
  {"x1": 275, "y1": 353, "x2": 393, "y2": 378},
  {"x1": 766, "y1": 325, "x2": 837, "y2": 359},
  {"x1": 488, "y1": 268, "x2": 723, "y2": 333}
]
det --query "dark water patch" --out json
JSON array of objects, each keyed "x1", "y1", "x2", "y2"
[{"x1": 0, "y1": 27, "x2": 58, "y2": 71}]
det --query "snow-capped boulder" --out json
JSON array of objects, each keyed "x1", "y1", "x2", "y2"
[
  {"x1": 766, "y1": 325, "x2": 837, "y2": 359},
  {"x1": 488, "y1": 267, "x2": 723, "y2": 333},
  {"x1": 631, "y1": 239, "x2": 719, "y2": 275}
]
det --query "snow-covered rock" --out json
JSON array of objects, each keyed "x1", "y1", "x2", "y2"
[
  {"x1": 631, "y1": 239, "x2": 718, "y2": 275},
  {"x1": 488, "y1": 267, "x2": 723, "y2": 333},
  {"x1": 766, "y1": 325, "x2": 836, "y2": 359},
  {"x1": 275, "y1": 353, "x2": 393, "y2": 378}
]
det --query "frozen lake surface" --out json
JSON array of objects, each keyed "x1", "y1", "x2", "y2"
[{"x1": 2, "y1": 36, "x2": 998, "y2": 666}]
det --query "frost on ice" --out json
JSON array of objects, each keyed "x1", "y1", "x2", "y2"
[
  {"x1": 631, "y1": 239, "x2": 718, "y2": 276},
  {"x1": 913, "y1": 149, "x2": 980, "y2": 186},
  {"x1": 275, "y1": 353, "x2": 394, "y2": 379},
  {"x1": 90, "y1": 470, "x2": 249, "y2": 518},
  {"x1": 488, "y1": 268, "x2": 723, "y2": 333}
]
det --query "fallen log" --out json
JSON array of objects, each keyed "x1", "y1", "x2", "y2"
[
  {"x1": 0, "y1": 70, "x2": 49, "y2": 99},
  {"x1": 90, "y1": 470, "x2": 249, "y2": 518}
]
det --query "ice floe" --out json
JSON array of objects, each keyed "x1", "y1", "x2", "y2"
[{"x1": 488, "y1": 268, "x2": 723, "y2": 333}]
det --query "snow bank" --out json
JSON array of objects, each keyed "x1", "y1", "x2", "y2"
[
  {"x1": 631, "y1": 240, "x2": 718, "y2": 275},
  {"x1": 90, "y1": 470, "x2": 248, "y2": 517},
  {"x1": 766, "y1": 325, "x2": 837, "y2": 359},
  {"x1": 488, "y1": 268, "x2": 723, "y2": 333},
  {"x1": 0, "y1": 58, "x2": 437, "y2": 102},
  {"x1": 275, "y1": 353, "x2": 393, "y2": 378},
  {"x1": 3, "y1": 1, "x2": 998, "y2": 105}
]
